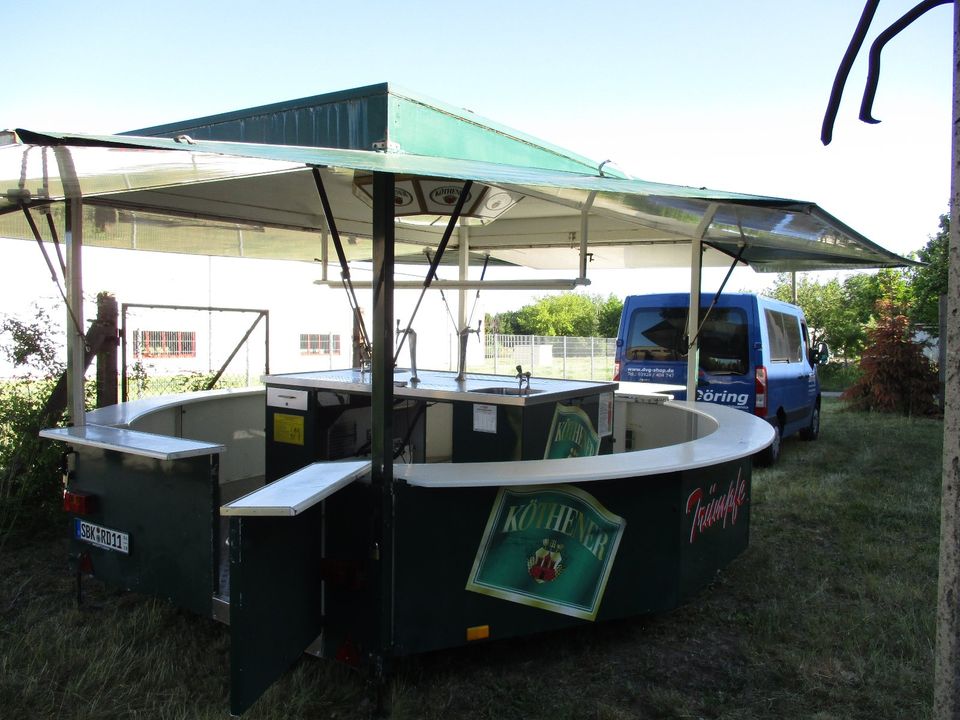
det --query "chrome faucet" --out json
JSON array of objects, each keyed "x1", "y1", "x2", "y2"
[
  {"x1": 515, "y1": 364, "x2": 532, "y2": 394},
  {"x1": 456, "y1": 322, "x2": 482, "y2": 382},
  {"x1": 396, "y1": 321, "x2": 419, "y2": 384},
  {"x1": 407, "y1": 328, "x2": 418, "y2": 384}
]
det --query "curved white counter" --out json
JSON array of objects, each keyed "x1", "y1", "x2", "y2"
[
  {"x1": 56, "y1": 386, "x2": 771, "y2": 490},
  {"x1": 394, "y1": 400, "x2": 774, "y2": 487}
]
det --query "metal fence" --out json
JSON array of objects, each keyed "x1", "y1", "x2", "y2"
[
  {"x1": 121, "y1": 303, "x2": 269, "y2": 400},
  {"x1": 478, "y1": 334, "x2": 617, "y2": 381}
]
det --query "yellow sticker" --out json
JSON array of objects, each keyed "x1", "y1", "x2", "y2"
[{"x1": 273, "y1": 413, "x2": 305, "y2": 446}]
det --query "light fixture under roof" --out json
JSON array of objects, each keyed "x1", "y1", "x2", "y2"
[{"x1": 352, "y1": 173, "x2": 522, "y2": 226}]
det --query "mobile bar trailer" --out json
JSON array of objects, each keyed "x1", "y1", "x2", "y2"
[{"x1": 1, "y1": 89, "x2": 912, "y2": 715}]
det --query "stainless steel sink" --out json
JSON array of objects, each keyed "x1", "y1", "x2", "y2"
[{"x1": 468, "y1": 386, "x2": 544, "y2": 396}]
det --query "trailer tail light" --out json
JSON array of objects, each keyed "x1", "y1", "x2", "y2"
[
  {"x1": 466, "y1": 625, "x2": 490, "y2": 642},
  {"x1": 613, "y1": 361, "x2": 621, "y2": 381},
  {"x1": 63, "y1": 489, "x2": 97, "y2": 515},
  {"x1": 335, "y1": 636, "x2": 361, "y2": 668},
  {"x1": 754, "y1": 366, "x2": 768, "y2": 418}
]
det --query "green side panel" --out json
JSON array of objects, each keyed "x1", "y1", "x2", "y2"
[
  {"x1": 451, "y1": 403, "x2": 522, "y2": 462},
  {"x1": 229, "y1": 508, "x2": 325, "y2": 716},
  {"x1": 127, "y1": 83, "x2": 391, "y2": 151},
  {"x1": 319, "y1": 481, "x2": 379, "y2": 661},
  {"x1": 451, "y1": 399, "x2": 605, "y2": 463},
  {"x1": 387, "y1": 92, "x2": 608, "y2": 173},
  {"x1": 391, "y1": 475, "x2": 684, "y2": 656},
  {"x1": 264, "y1": 391, "x2": 319, "y2": 482},
  {"x1": 678, "y1": 458, "x2": 752, "y2": 599},
  {"x1": 66, "y1": 447, "x2": 217, "y2": 616},
  {"x1": 124, "y1": 82, "x2": 611, "y2": 173}
]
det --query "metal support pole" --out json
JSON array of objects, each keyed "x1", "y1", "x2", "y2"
[
  {"x1": 934, "y1": 3, "x2": 960, "y2": 716},
  {"x1": 685, "y1": 204, "x2": 718, "y2": 401},
  {"x1": 686, "y1": 238, "x2": 703, "y2": 400},
  {"x1": 458, "y1": 222, "x2": 470, "y2": 332},
  {"x1": 370, "y1": 172, "x2": 396, "y2": 679},
  {"x1": 65, "y1": 198, "x2": 85, "y2": 426},
  {"x1": 579, "y1": 191, "x2": 597, "y2": 282}
]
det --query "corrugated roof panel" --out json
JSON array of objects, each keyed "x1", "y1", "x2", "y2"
[{"x1": 124, "y1": 83, "x2": 618, "y2": 176}]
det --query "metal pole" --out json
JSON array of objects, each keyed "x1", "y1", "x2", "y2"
[
  {"x1": 370, "y1": 172, "x2": 396, "y2": 683},
  {"x1": 686, "y1": 236, "x2": 704, "y2": 399},
  {"x1": 458, "y1": 222, "x2": 470, "y2": 333},
  {"x1": 65, "y1": 198, "x2": 85, "y2": 426},
  {"x1": 934, "y1": 3, "x2": 960, "y2": 716},
  {"x1": 685, "y1": 204, "x2": 717, "y2": 401},
  {"x1": 563, "y1": 336, "x2": 567, "y2": 378}
]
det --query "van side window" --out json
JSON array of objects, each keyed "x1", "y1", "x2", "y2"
[
  {"x1": 625, "y1": 306, "x2": 748, "y2": 374},
  {"x1": 765, "y1": 310, "x2": 802, "y2": 362}
]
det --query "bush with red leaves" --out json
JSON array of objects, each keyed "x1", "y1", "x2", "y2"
[{"x1": 842, "y1": 300, "x2": 939, "y2": 416}]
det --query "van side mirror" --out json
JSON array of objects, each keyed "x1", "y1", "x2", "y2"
[{"x1": 810, "y1": 341, "x2": 829, "y2": 365}]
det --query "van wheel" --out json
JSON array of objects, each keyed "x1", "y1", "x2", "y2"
[
  {"x1": 756, "y1": 421, "x2": 781, "y2": 467},
  {"x1": 800, "y1": 404, "x2": 820, "y2": 441}
]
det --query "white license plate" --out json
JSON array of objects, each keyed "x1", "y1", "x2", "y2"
[{"x1": 74, "y1": 519, "x2": 130, "y2": 554}]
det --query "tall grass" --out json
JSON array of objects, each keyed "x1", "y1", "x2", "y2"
[{"x1": 0, "y1": 400, "x2": 942, "y2": 718}]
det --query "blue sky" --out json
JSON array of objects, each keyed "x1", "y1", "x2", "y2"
[{"x1": 1, "y1": 0, "x2": 953, "y2": 315}]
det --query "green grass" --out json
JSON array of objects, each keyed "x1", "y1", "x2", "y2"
[
  {"x1": 818, "y1": 363, "x2": 862, "y2": 393},
  {"x1": 0, "y1": 400, "x2": 943, "y2": 718}
]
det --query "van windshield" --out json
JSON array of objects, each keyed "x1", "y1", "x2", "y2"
[{"x1": 623, "y1": 306, "x2": 749, "y2": 375}]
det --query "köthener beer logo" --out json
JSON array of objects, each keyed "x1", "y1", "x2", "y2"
[{"x1": 466, "y1": 484, "x2": 625, "y2": 620}]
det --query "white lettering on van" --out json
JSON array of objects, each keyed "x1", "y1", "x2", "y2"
[{"x1": 696, "y1": 389, "x2": 749, "y2": 407}]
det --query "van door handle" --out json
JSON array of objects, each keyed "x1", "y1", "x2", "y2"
[{"x1": 797, "y1": 373, "x2": 810, "y2": 380}]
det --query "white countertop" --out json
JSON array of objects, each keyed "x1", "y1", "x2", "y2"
[
  {"x1": 221, "y1": 460, "x2": 371, "y2": 516},
  {"x1": 85, "y1": 387, "x2": 264, "y2": 428},
  {"x1": 615, "y1": 381, "x2": 684, "y2": 400},
  {"x1": 40, "y1": 424, "x2": 224, "y2": 460},
  {"x1": 394, "y1": 400, "x2": 773, "y2": 487}
]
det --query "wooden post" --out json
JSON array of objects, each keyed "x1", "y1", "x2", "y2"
[
  {"x1": 934, "y1": 3, "x2": 960, "y2": 717},
  {"x1": 95, "y1": 292, "x2": 119, "y2": 408}
]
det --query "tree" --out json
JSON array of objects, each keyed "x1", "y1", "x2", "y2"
[
  {"x1": 909, "y1": 213, "x2": 949, "y2": 334},
  {"x1": 597, "y1": 294, "x2": 624, "y2": 338},
  {"x1": 490, "y1": 293, "x2": 623, "y2": 337},
  {"x1": 765, "y1": 269, "x2": 912, "y2": 361},
  {"x1": 766, "y1": 274, "x2": 863, "y2": 360},
  {"x1": 842, "y1": 300, "x2": 938, "y2": 416}
]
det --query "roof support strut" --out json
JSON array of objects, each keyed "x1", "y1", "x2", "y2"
[{"x1": 312, "y1": 167, "x2": 372, "y2": 366}]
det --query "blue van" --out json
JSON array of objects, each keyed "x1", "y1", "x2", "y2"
[{"x1": 613, "y1": 293, "x2": 827, "y2": 464}]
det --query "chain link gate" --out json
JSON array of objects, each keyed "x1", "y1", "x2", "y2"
[{"x1": 121, "y1": 303, "x2": 269, "y2": 400}]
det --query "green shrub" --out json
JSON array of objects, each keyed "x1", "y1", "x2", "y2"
[
  {"x1": 0, "y1": 377, "x2": 67, "y2": 543},
  {"x1": 818, "y1": 362, "x2": 862, "y2": 392},
  {"x1": 0, "y1": 307, "x2": 68, "y2": 545}
]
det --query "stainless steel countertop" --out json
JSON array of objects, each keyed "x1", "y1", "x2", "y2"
[
  {"x1": 40, "y1": 424, "x2": 224, "y2": 460},
  {"x1": 263, "y1": 369, "x2": 618, "y2": 406}
]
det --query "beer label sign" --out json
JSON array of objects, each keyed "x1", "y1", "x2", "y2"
[
  {"x1": 466, "y1": 485, "x2": 625, "y2": 620},
  {"x1": 544, "y1": 405, "x2": 600, "y2": 459}
]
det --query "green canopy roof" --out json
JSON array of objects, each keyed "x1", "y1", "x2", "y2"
[{"x1": 0, "y1": 128, "x2": 912, "y2": 273}]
